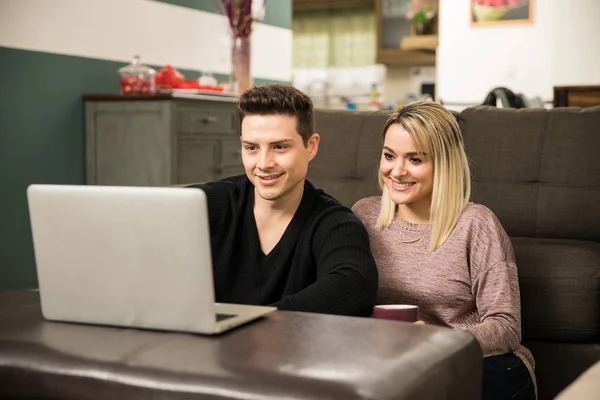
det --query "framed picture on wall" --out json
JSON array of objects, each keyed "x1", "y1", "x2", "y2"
[{"x1": 470, "y1": 0, "x2": 534, "y2": 26}]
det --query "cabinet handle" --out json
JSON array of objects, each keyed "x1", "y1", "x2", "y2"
[{"x1": 201, "y1": 116, "x2": 217, "y2": 123}]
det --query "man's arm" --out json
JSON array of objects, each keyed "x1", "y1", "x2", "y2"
[{"x1": 272, "y1": 212, "x2": 378, "y2": 317}]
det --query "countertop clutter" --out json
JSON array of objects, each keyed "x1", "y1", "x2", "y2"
[{"x1": 118, "y1": 55, "x2": 226, "y2": 96}]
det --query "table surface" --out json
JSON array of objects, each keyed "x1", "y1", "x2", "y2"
[{"x1": 0, "y1": 290, "x2": 482, "y2": 400}]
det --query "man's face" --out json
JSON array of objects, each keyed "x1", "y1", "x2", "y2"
[{"x1": 241, "y1": 114, "x2": 319, "y2": 203}]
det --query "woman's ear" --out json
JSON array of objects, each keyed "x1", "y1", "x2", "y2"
[{"x1": 307, "y1": 133, "x2": 320, "y2": 161}]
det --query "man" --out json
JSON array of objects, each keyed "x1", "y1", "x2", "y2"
[{"x1": 187, "y1": 84, "x2": 377, "y2": 316}]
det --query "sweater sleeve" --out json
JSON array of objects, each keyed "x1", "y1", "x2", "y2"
[
  {"x1": 271, "y1": 211, "x2": 379, "y2": 317},
  {"x1": 185, "y1": 179, "x2": 238, "y2": 241},
  {"x1": 464, "y1": 208, "x2": 522, "y2": 355},
  {"x1": 468, "y1": 260, "x2": 522, "y2": 355}
]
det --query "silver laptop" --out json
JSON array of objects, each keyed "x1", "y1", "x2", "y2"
[{"x1": 26, "y1": 184, "x2": 276, "y2": 335}]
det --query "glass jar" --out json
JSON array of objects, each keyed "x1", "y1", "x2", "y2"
[{"x1": 118, "y1": 55, "x2": 156, "y2": 95}]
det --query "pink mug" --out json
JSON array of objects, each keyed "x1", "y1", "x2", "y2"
[{"x1": 373, "y1": 305, "x2": 419, "y2": 323}]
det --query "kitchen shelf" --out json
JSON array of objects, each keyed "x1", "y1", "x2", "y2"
[
  {"x1": 376, "y1": 49, "x2": 435, "y2": 65},
  {"x1": 293, "y1": 0, "x2": 373, "y2": 10},
  {"x1": 400, "y1": 34, "x2": 438, "y2": 51},
  {"x1": 375, "y1": 0, "x2": 438, "y2": 66}
]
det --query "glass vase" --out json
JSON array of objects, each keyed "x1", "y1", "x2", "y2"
[
  {"x1": 415, "y1": 22, "x2": 434, "y2": 35},
  {"x1": 231, "y1": 36, "x2": 252, "y2": 94}
]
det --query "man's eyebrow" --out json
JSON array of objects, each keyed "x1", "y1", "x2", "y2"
[
  {"x1": 242, "y1": 139, "x2": 294, "y2": 146},
  {"x1": 271, "y1": 139, "x2": 294, "y2": 145}
]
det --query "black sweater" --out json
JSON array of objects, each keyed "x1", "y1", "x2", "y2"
[{"x1": 187, "y1": 175, "x2": 378, "y2": 317}]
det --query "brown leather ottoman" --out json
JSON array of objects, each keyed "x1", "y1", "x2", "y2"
[{"x1": 0, "y1": 290, "x2": 482, "y2": 399}]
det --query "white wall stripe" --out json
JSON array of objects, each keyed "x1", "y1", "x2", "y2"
[{"x1": 0, "y1": 0, "x2": 291, "y2": 82}]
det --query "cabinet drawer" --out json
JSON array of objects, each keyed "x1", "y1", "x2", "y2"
[
  {"x1": 220, "y1": 140, "x2": 242, "y2": 167},
  {"x1": 176, "y1": 139, "x2": 219, "y2": 184},
  {"x1": 177, "y1": 108, "x2": 238, "y2": 135}
]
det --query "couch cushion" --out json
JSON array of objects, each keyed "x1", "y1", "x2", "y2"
[
  {"x1": 540, "y1": 107, "x2": 600, "y2": 187},
  {"x1": 355, "y1": 113, "x2": 389, "y2": 181},
  {"x1": 523, "y1": 341, "x2": 600, "y2": 400},
  {"x1": 537, "y1": 186, "x2": 600, "y2": 241},
  {"x1": 460, "y1": 106, "x2": 546, "y2": 183},
  {"x1": 310, "y1": 109, "x2": 388, "y2": 207},
  {"x1": 459, "y1": 105, "x2": 600, "y2": 243},
  {"x1": 470, "y1": 182, "x2": 537, "y2": 237},
  {"x1": 310, "y1": 110, "x2": 365, "y2": 181},
  {"x1": 306, "y1": 177, "x2": 378, "y2": 209},
  {"x1": 512, "y1": 237, "x2": 600, "y2": 342}
]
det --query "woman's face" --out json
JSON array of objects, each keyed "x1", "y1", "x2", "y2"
[{"x1": 380, "y1": 124, "x2": 434, "y2": 211}]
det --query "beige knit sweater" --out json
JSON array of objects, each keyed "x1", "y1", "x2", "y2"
[{"x1": 352, "y1": 197, "x2": 536, "y2": 391}]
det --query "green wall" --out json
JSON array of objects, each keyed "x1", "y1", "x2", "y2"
[
  {"x1": 0, "y1": 48, "x2": 113, "y2": 289},
  {"x1": 0, "y1": 42, "x2": 288, "y2": 289},
  {"x1": 152, "y1": 0, "x2": 292, "y2": 29}
]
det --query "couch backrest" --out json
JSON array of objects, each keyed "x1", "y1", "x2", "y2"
[
  {"x1": 308, "y1": 106, "x2": 600, "y2": 242},
  {"x1": 308, "y1": 109, "x2": 389, "y2": 207},
  {"x1": 459, "y1": 106, "x2": 600, "y2": 241}
]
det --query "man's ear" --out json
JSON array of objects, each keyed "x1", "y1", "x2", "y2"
[{"x1": 307, "y1": 133, "x2": 320, "y2": 161}]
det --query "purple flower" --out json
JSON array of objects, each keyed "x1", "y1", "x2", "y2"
[{"x1": 218, "y1": 0, "x2": 266, "y2": 38}]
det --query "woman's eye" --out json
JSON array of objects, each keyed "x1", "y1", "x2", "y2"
[
  {"x1": 409, "y1": 157, "x2": 422, "y2": 164},
  {"x1": 383, "y1": 152, "x2": 394, "y2": 160}
]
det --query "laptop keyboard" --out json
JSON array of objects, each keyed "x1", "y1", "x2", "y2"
[{"x1": 216, "y1": 313, "x2": 237, "y2": 322}]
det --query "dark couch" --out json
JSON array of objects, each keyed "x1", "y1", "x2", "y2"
[{"x1": 308, "y1": 105, "x2": 600, "y2": 400}]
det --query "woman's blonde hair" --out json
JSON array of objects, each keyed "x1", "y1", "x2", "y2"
[{"x1": 376, "y1": 101, "x2": 471, "y2": 250}]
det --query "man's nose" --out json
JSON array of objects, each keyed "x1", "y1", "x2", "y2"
[{"x1": 257, "y1": 150, "x2": 275, "y2": 170}]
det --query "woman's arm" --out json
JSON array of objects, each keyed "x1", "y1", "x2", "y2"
[
  {"x1": 462, "y1": 206, "x2": 523, "y2": 355},
  {"x1": 467, "y1": 260, "x2": 522, "y2": 355}
]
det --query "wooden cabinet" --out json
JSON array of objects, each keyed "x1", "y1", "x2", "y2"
[
  {"x1": 84, "y1": 94, "x2": 244, "y2": 187},
  {"x1": 375, "y1": 0, "x2": 437, "y2": 65},
  {"x1": 553, "y1": 86, "x2": 600, "y2": 108}
]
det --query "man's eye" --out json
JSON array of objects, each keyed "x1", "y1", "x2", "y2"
[
  {"x1": 274, "y1": 145, "x2": 287, "y2": 150},
  {"x1": 245, "y1": 145, "x2": 257, "y2": 151},
  {"x1": 383, "y1": 152, "x2": 394, "y2": 160}
]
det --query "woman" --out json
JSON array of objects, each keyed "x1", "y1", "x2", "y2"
[{"x1": 352, "y1": 101, "x2": 536, "y2": 400}]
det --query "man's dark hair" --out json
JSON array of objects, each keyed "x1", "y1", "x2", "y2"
[{"x1": 238, "y1": 84, "x2": 315, "y2": 146}]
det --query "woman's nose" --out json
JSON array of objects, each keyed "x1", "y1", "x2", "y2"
[{"x1": 391, "y1": 160, "x2": 407, "y2": 177}]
